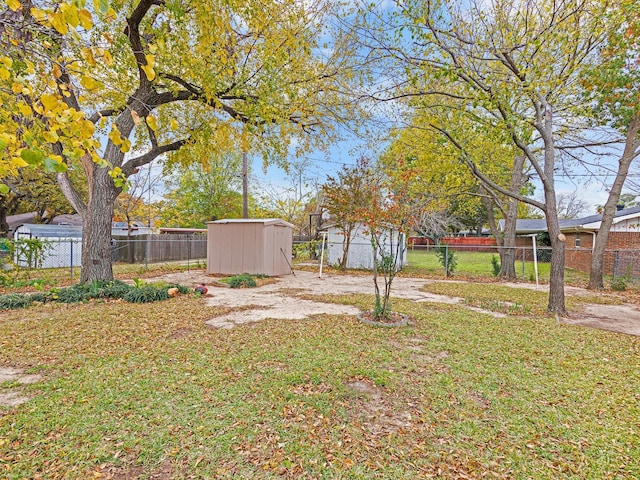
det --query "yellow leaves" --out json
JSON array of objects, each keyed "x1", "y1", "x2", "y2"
[
  {"x1": 80, "y1": 119, "x2": 95, "y2": 138},
  {"x1": 141, "y1": 64, "x2": 155, "y2": 81},
  {"x1": 81, "y1": 47, "x2": 96, "y2": 66},
  {"x1": 80, "y1": 75, "x2": 101, "y2": 91},
  {"x1": 170, "y1": 119, "x2": 179, "y2": 130},
  {"x1": 40, "y1": 94, "x2": 60, "y2": 112},
  {"x1": 11, "y1": 156, "x2": 29, "y2": 168},
  {"x1": 43, "y1": 130, "x2": 60, "y2": 143},
  {"x1": 108, "y1": 126, "x2": 123, "y2": 146},
  {"x1": 52, "y1": 63, "x2": 62, "y2": 79},
  {"x1": 17, "y1": 102, "x2": 32, "y2": 116},
  {"x1": 120, "y1": 138, "x2": 131, "y2": 153},
  {"x1": 7, "y1": 0, "x2": 21, "y2": 11},
  {"x1": 0, "y1": 67, "x2": 10, "y2": 80},
  {"x1": 30, "y1": 7, "x2": 46, "y2": 22},
  {"x1": 48, "y1": 11, "x2": 68, "y2": 35},
  {"x1": 101, "y1": 50, "x2": 113, "y2": 67},
  {"x1": 146, "y1": 115, "x2": 158, "y2": 132},
  {"x1": 141, "y1": 54, "x2": 156, "y2": 81},
  {"x1": 0, "y1": 56, "x2": 12, "y2": 68},
  {"x1": 78, "y1": 9, "x2": 93, "y2": 30},
  {"x1": 60, "y1": 3, "x2": 79, "y2": 28},
  {"x1": 11, "y1": 82, "x2": 23, "y2": 94}
]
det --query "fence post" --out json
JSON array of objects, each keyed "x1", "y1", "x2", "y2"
[
  {"x1": 613, "y1": 251, "x2": 619, "y2": 279},
  {"x1": 70, "y1": 239, "x2": 73, "y2": 279},
  {"x1": 445, "y1": 244, "x2": 449, "y2": 276},
  {"x1": 188, "y1": 234, "x2": 191, "y2": 271}
]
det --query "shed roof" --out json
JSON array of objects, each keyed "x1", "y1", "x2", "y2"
[
  {"x1": 208, "y1": 218, "x2": 295, "y2": 228},
  {"x1": 14, "y1": 223, "x2": 83, "y2": 238}
]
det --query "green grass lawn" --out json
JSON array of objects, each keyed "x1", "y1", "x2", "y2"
[
  {"x1": 406, "y1": 248, "x2": 553, "y2": 280},
  {"x1": 405, "y1": 249, "x2": 598, "y2": 285},
  {"x1": 1, "y1": 282, "x2": 639, "y2": 478}
]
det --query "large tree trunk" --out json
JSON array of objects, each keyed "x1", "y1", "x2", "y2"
[
  {"x1": 547, "y1": 223, "x2": 566, "y2": 315},
  {"x1": 500, "y1": 209, "x2": 518, "y2": 280},
  {"x1": 482, "y1": 155, "x2": 525, "y2": 280},
  {"x1": 0, "y1": 206, "x2": 9, "y2": 238},
  {"x1": 543, "y1": 159, "x2": 566, "y2": 314},
  {"x1": 80, "y1": 168, "x2": 119, "y2": 283},
  {"x1": 588, "y1": 117, "x2": 640, "y2": 289},
  {"x1": 500, "y1": 154, "x2": 525, "y2": 280}
]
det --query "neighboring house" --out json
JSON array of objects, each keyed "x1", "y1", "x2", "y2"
[
  {"x1": 501, "y1": 206, "x2": 640, "y2": 277},
  {"x1": 326, "y1": 223, "x2": 407, "y2": 271}
]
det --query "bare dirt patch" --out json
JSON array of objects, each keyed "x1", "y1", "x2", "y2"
[
  {"x1": 563, "y1": 304, "x2": 640, "y2": 336},
  {"x1": 346, "y1": 379, "x2": 414, "y2": 436},
  {"x1": 0, "y1": 366, "x2": 42, "y2": 408},
  {"x1": 149, "y1": 269, "x2": 640, "y2": 336}
]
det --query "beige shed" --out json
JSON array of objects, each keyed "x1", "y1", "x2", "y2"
[{"x1": 206, "y1": 219, "x2": 294, "y2": 276}]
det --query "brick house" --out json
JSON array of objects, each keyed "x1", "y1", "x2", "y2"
[{"x1": 508, "y1": 206, "x2": 640, "y2": 277}]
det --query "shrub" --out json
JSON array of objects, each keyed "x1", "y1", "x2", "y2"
[
  {"x1": 227, "y1": 273, "x2": 257, "y2": 288},
  {"x1": 491, "y1": 255, "x2": 501, "y2": 277},
  {"x1": 435, "y1": 244, "x2": 457, "y2": 276},
  {"x1": 55, "y1": 284, "x2": 91, "y2": 304},
  {"x1": 610, "y1": 277, "x2": 628, "y2": 292},
  {"x1": 29, "y1": 292, "x2": 48, "y2": 304},
  {"x1": 0, "y1": 293, "x2": 33, "y2": 310},
  {"x1": 123, "y1": 285, "x2": 170, "y2": 303},
  {"x1": 99, "y1": 280, "x2": 133, "y2": 298},
  {"x1": 0, "y1": 279, "x2": 189, "y2": 309}
]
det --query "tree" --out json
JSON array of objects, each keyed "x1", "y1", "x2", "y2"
[
  {"x1": 1, "y1": 168, "x2": 84, "y2": 236},
  {"x1": 254, "y1": 157, "x2": 321, "y2": 236},
  {"x1": 159, "y1": 153, "x2": 243, "y2": 228},
  {"x1": 1, "y1": 0, "x2": 355, "y2": 282},
  {"x1": 583, "y1": 0, "x2": 640, "y2": 289},
  {"x1": 322, "y1": 158, "x2": 376, "y2": 270},
  {"x1": 412, "y1": 209, "x2": 463, "y2": 242},
  {"x1": 382, "y1": 115, "x2": 528, "y2": 280},
  {"x1": 555, "y1": 192, "x2": 590, "y2": 220},
  {"x1": 356, "y1": 157, "x2": 417, "y2": 321},
  {"x1": 113, "y1": 163, "x2": 163, "y2": 233},
  {"x1": 357, "y1": 0, "x2": 613, "y2": 313}
]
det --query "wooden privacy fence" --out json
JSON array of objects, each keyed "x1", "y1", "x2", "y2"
[{"x1": 111, "y1": 234, "x2": 207, "y2": 264}]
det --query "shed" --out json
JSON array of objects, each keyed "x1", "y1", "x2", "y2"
[
  {"x1": 326, "y1": 223, "x2": 407, "y2": 270},
  {"x1": 206, "y1": 219, "x2": 294, "y2": 276},
  {"x1": 13, "y1": 224, "x2": 82, "y2": 268}
]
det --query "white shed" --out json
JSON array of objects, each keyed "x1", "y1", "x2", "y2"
[
  {"x1": 326, "y1": 223, "x2": 407, "y2": 270},
  {"x1": 13, "y1": 224, "x2": 82, "y2": 269},
  {"x1": 206, "y1": 219, "x2": 294, "y2": 276}
]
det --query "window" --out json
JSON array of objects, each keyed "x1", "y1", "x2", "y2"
[{"x1": 575, "y1": 234, "x2": 581, "y2": 248}]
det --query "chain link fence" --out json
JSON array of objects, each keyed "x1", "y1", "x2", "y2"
[
  {"x1": 4, "y1": 234, "x2": 639, "y2": 282},
  {"x1": 4, "y1": 235, "x2": 207, "y2": 278}
]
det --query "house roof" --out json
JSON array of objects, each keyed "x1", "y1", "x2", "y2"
[{"x1": 501, "y1": 206, "x2": 640, "y2": 235}]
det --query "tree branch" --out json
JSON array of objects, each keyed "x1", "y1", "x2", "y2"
[
  {"x1": 124, "y1": 0, "x2": 163, "y2": 88},
  {"x1": 428, "y1": 122, "x2": 546, "y2": 211},
  {"x1": 121, "y1": 138, "x2": 190, "y2": 176}
]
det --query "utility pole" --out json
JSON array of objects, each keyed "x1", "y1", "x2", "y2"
[{"x1": 242, "y1": 151, "x2": 248, "y2": 219}]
